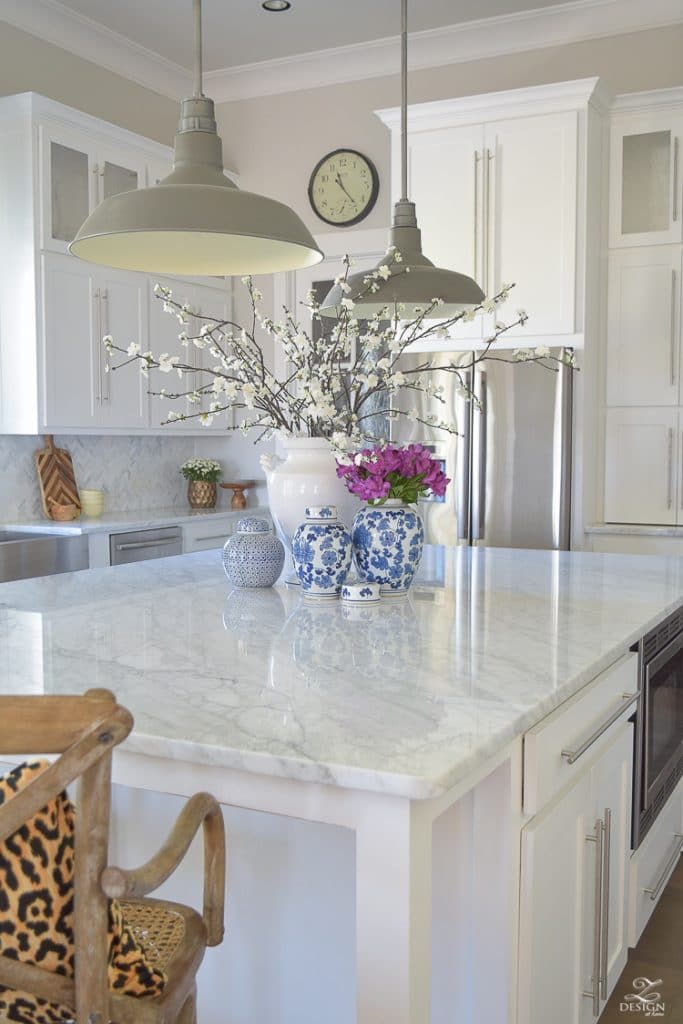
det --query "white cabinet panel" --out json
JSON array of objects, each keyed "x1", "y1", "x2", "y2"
[
  {"x1": 42, "y1": 255, "x2": 149, "y2": 431},
  {"x1": 610, "y1": 113, "x2": 683, "y2": 248},
  {"x1": 604, "y1": 407, "x2": 679, "y2": 525},
  {"x1": 42, "y1": 254, "x2": 97, "y2": 427},
  {"x1": 589, "y1": 725, "x2": 632, "y2": 1004},
  {"x1": 486, "y1": 111, "x2": 577, "y2": 339},
  {"x1": 519, "y1": 722, "x2": 633, "y2": 1024},
  {"x1": 606, "y1": 248, "x2": 680, "y2": 406},
  {"x1": 407, "y1": 124, "x2": 484, "y2": 343},
  {"x1": 519, "y1": 770, "x2": 591, "y2": 1024}
]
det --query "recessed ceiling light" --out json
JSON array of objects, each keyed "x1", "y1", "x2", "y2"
[{"x1": 262, "y1": 0, "x2": 291, "y2": 10}]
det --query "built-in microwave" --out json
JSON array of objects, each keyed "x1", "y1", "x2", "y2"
[{"x1": 634, "y1": 608, "x2": 683, "y2": 847}]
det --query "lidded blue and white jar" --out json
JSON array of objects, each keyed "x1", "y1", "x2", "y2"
[
  {"x1": 292, "y1": 505, "x2": 352, "y2": 600},
  {"x1": 222, "y1": 517, "x2": 285, "y2": 588}
]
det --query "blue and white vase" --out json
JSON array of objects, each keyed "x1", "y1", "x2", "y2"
[
  {"x1": 292, "y1": 505, "x2": 352, "y2": 600},
  {"x1": 351, "y1": 500, "x2": 424, "y2": 596},
  {"x1": 222, "y1": 517, "x2": 285, "y2": 588}
]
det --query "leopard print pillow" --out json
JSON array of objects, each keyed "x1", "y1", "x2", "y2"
[{"x1": 0, "y1": 761, "x2": 166, "y2": 1024}]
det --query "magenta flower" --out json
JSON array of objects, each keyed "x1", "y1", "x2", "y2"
[{"x1": 336, "y1": 443, "x2": 450, "y2": 504}]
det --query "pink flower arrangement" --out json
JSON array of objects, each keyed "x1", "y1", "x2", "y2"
[{"x1": 336, "y1": 443, "x2": 450, "y2": 505}]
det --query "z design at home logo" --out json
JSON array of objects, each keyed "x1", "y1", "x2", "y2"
[{"x1": 620, "y1": 977, "x2": 666, "y2": 1016}]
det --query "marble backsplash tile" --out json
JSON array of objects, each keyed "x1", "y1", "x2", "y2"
[{"x1": 0, "y1": 434, "x2": 199, "y2": 520}]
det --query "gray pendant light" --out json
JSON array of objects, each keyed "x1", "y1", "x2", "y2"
[
  {"x1": 320, "y1": 0, "x2": 484, "y2": 318},
  {"x1": 69, "y1": 0, "x2": 323, "y2": 277}
]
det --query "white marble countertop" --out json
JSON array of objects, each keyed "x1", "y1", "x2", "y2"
[
  {"x1": 1, "y1": 505, "x2": 270, "y2": 536},
  {"x1": 1, "y1": 546, "x2": 682, "y2": 800}
]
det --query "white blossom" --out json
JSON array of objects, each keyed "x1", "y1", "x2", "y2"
[{"x1": 126, "y1": 342, "x2": 140, "y2": 356}]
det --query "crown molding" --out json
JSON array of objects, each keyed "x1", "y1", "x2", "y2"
[
  {"x1": 207, "y1": 0, "x2": 683, "y2": 103},
  {"x1": 0, "y1": 0, "x2": 190, "y2": 99},
  {"x1": 376, "y1": 77, "x2": 604, "y2": 131},
  {"x1": 1, "y1": 0, "x2": 682, "y2": 105},
  {"x1": 612, "y1": 85, "x2": 683, "y2": 112}
]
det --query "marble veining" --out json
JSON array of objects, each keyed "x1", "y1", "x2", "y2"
[{"x1": 2, "y1": 546, "x2": 683, "y2": 799}]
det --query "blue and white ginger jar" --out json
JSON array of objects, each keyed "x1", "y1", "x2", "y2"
[
  {"x1": 222, "y1": 517, "x2": 285, "y2": 588},
  {"x1": 352, "y1": 500, "x2": 424, "y2": 596},
  {"x1": 292, "y1": 505, "x2": 352, "y2": 600}
]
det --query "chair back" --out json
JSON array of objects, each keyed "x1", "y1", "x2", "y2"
[{"x1": 0, "y1": 688, "x2": 133, "y2": 1024}]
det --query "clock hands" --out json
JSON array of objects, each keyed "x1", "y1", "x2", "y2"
[{"x1": 335, "y1": 173, "x2": 356, "y2": 204}]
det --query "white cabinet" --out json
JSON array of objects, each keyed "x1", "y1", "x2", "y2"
[
  {"x1": 609, "y1": 111, "x2": 683, "y2": 248},
  {"x1": 147, "y1": 279, "x2": 232, "y2": 434},
  {"x1": 39, "y1": 123, "x2": 146, "y2": 254},
  {"x1": 0, "y1": 92, "x2": 234, "y2": 435},
  {"x1": 606, "y1": 248, "x2": 681, "y2": 406},
  {"x1": 604, "y1": 408, "x2": 679, "y2": 524},
  {"x1": 519, "y1": 723, "x2": 633, "y2": 1024},
  {"x1": 42, "y1": 254, "x2": 149, "y2": 430},
  {"x1": 382, "y1": 83, "x2": 590, "y2": 348},
  {"x1": 486, "y1": 112, "x2": 577, "y2": 339}
]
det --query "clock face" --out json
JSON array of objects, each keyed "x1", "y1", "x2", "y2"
[{"x1": 308, "y1": 149, "x2": 379, "y2": 227}]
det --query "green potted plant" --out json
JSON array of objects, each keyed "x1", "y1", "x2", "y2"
[{"x1": 180, "y1": 458, "x2": 222, "y2": 509}]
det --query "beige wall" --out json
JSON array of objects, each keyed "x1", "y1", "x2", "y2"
[
  {"x1": 0, "y1": 21, "x2": 177, "y2": 143},
  {"x1": 216, "y1": 23, "x2": 683, "y2": 238}
]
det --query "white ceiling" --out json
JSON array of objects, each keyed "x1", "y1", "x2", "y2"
[
  {"x1": 3, "y1": 0, "x2": 682, "y2": 101},
  {"x1": 44, "y1": 0, "x2": 573, "y2": 72}
]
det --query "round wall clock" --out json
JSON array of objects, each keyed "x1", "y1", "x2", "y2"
[{"x1": 308, "y1": 149, "x2": 379, "y2": 227}]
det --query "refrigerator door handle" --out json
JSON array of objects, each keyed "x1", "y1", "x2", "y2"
[
  {"x1": 456, "y1": 366, "x2": 473, "y2": 543},
  {"x1": 555, "y1": 348, "x2": 573, "y2": 551},
  {"x1": 471, "y1": 370, "x2": 487, "y2": 543}
]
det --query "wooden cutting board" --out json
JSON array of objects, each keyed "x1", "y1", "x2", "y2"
[{"x1": 35, "y1": 435, "x2": 81, "y2": 519}]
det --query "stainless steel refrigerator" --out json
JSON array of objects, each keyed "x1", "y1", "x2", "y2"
[{"x1": 389, "y1": 349, "x2": 573, "y2": 550}]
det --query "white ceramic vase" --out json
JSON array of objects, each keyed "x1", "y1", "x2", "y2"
[{"x1": 260, "y1": 438, "x2": 360, "y2": 559}]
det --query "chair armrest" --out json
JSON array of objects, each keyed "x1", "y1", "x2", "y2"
[{"x1": 101, "y1": 792, "x2": 226, "y2": 946}]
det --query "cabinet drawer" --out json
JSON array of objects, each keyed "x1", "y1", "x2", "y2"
[
  {"x1": 523, "y1": 653, "x2": 638, "y2": 814},
  {"x1": 629, "y1": 780, "x2": 683, "y2": 945},
  {"x1": 183, "y1": 518, "x2": 233, "y2": 553}
]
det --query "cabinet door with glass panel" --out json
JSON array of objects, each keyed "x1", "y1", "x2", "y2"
[
  {"x1": 609, "y1": 112, "x2": 683, "y2": 248},
  {"x1": 39, "y1": 123, "x2": 145, "y2": 254}
]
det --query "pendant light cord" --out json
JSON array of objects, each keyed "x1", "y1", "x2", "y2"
[
  {"x1": 193, "y1": 0, "x2": 204, "y2": 98},
  {"x1": 400, "y1": 0, "x2": 408, "y2": 202}
]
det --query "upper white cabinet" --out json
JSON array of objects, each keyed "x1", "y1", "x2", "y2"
[
  {"x1": 378, "y1": 80, "x2": 599, "y2": 348},
  {"x1": 0, "y1": 93, "x2": 232, "y2": 435},
  {"x1": 40, "y1": 124, "x2": 146, "y2": 254},
  {"x1": 42, "y1": 254, "x2": 149, "y2": 430},
  {"x1": 609, "y1": 110, "x2": 683, "y2": 248},
  {"x1": 606, "y1": 248, "x2": 681, "y2": 406}
]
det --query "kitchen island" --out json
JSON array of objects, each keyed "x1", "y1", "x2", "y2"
[{"x1": 1, "y1": 546, "x2": 683, "y2": 1024}]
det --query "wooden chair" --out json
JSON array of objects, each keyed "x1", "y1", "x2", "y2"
[{"x1": 0, "y1": 689, "x2": 226, "y2": 1024}]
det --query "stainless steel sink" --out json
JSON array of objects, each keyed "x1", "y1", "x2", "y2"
[{"x1": 0, "y1": 532, "x2": 89, "y2": 583}]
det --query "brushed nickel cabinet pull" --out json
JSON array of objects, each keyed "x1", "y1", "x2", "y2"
[
  {"x1": 644, "y1": 833, "x2": 683, "y2": 901},
  {"x1": 667, "y1": 427, "x2": 674, "y2": 509},
  {"x1": 101, "y1": 289, "x2": 110, "y2": 403},
  {"x1": 673, "y1": 137, "x2": 679, "y2": 222},
  {"x1": 600, "y1": 807, "x2": 612, "y2": 1001},
  {"x1": 561, "y1": 692, "x2": 639, "y2": 764},
  {"x1": 583, "y1": 817, "x2": 604, "y2": 1016},
  {"x1": 671, "y1": 270, "x2": 677, "y2": 387},
  {"x1": 94, "y1": 288, "x2": 102, "y2": 405},
  {"x1": 473, "y1": 150, "x2": 480, "y2": 280}
]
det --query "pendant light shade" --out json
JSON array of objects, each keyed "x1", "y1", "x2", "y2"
[
  {"x1": 70, "y1": 1, "x2": 322, "y2": 276},
  {"x1": 320, "y1": 0, "x2": 483, "y2": 318}
]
